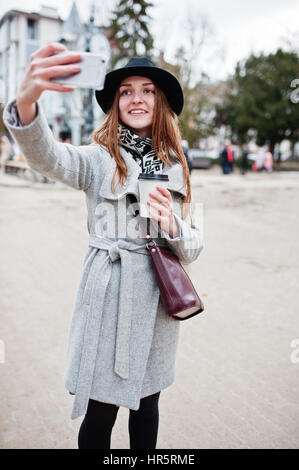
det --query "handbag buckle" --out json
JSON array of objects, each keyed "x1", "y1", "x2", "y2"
[{"x1": 145, "y1": 235, "x2": 157, "y2": 250}]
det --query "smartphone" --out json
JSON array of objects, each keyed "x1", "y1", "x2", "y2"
[{"x1": 50, "y1": 51, "x2": 107, "y2": 90}]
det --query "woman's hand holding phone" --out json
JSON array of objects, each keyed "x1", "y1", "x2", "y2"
[{"x1": 16, "y1": 42, "x2": 81, "y2": 125}]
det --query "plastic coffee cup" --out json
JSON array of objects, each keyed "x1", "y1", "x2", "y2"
[{"x1": 138, "y1": 173, "x2": 169, "y2": 218}]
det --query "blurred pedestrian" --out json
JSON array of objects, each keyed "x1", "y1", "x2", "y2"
[
  {"x1": 220, "y1": 141, "x2": 234, "y2": 174},
  {"x1": 240, "y1": 143, "x2": 249, "y2": 175},
  {"x1": 220, "y1": 145, "x2": 228, "y2": 174},
  {"x1": 3, "y1": 43, "x2": 202, "y2": 450},
  {"x1": 264, "y1": 147, "x2": 273, "y2": 172},
  {"x1": 227, "y1": 143, "x2": 234, "y2": 173},
  {"x1": 254, "y1": 148, "x2": 265, "y2": 171},
  {"x1": 0, "y1": 135, "x2": 12, "y2": 174},
  {"x1": 256, "y1": 147, "x2": 265, "y2": 171}
]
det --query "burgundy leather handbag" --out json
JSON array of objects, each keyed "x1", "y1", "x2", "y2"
[{"x1": 145, "y1": 223, "x2": 204, "y2": 321}]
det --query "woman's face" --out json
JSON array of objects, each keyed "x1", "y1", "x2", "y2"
[{"x1": 118, "y1": 75, "x2": 155, "y2": 138}]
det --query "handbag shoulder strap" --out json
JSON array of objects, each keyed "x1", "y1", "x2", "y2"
[
  {"x1": 146, "y1": 217, "x2": 152, "y2": 244},
  {"x1": 146, "y1": 217, "x2": 157, "y2": 250},
  {"x1": 146, "y1": 217, "x2": 151, "y2": 238}
]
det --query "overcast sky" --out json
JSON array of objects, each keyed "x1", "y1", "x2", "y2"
[{"x1": 1, "y1": 0, "x2": 298, "y2": 81}]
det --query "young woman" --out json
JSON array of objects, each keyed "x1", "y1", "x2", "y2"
[{"x1": 3, "y1": 43, "x2": 203, "y2": 449}]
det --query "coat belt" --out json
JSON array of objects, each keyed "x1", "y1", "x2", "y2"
[
  {"x1": 71, "y1": 235, "x2": 150, "y2": 419},
  {"x1": 88, "y1": 235, "x2": 150, "y2": 379}
]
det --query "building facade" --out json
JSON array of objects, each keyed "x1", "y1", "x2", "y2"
[{"x1": 0, "y1": 3, "x2": 111, "y2": 148}]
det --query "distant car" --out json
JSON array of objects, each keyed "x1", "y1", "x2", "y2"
[
  {"x1": 182, "y1": 147, "x2": 193, "y2": 173},
  {"x1": 188, "y1": 149, "x2": 219, "y2": 169}
]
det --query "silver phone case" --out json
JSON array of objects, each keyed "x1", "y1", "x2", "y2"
[{"x1": 51, "y1": 52, "x2": 107, "y2": 90}]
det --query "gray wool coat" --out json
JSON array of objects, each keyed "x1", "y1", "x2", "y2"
[{"x1": 3, "y1": 99, "x2": 203, "y2": 420}]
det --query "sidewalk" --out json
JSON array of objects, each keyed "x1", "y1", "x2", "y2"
[
  {"x1": 0, "y1": 168, "x2": 298, "y2": 449},
  {"x1": 0, "y1": 172, "x2": 68, "y2": 189},
  {"x1": 0, "y1": 172, "x2": 32, "y2": 188}
]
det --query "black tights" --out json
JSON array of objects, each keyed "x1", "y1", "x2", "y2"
[{"x1": 78, "y1": 391, "x2": 161, "y2": 449}]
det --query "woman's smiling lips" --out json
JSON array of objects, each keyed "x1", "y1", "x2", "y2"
[{"x1": 128, "y1": 108, "x2": 148, "y2": 115}]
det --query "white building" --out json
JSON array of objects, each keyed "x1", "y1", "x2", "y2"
[
  {"x1": 0, "y1": 2, "x2": 110, "y2": 147},
  {"x1": 0, "y1": 6, "x2": 62, "y2": 105}
]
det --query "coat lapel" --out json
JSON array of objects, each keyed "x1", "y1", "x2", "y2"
[{"x1": 99, "y1": 147, "x2": 187, "y2": 200}]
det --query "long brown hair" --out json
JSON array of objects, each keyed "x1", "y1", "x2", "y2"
[{"x1": 92, "y1": 83, "x2": 191, "y2": 219}]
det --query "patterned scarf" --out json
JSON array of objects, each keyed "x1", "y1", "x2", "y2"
[{"x1": 118, "y1": 126, "x2": 164, "y2": 174}]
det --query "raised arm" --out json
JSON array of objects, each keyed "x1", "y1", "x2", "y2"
[
  {"x1": 16, "y1": 42, "x2": 81, "y2": 125},
  {"x1": 3, "y1": 43, "x2": 95, "y2": 191}
]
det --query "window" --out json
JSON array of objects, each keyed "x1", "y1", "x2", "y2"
[{"x1": 27, "y1": 18, "x2": 37, "y2": 40}]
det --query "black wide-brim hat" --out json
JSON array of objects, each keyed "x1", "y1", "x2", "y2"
[{"x1": 95, "y1": 57, "x2": 184, "y2": 116}]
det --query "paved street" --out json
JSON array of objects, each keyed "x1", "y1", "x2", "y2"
[{"x1": 0, "y1": 167, "x2": 299, "y2": 449}]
